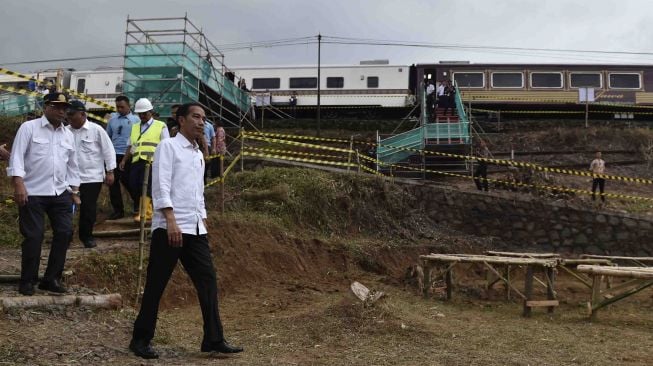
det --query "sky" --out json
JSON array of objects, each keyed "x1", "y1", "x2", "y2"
[{"x1": 2, "y1": 0, "x2": 653, "y2": 72}]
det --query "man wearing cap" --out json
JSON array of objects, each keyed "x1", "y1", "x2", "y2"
[
  {"x1": 106, "y1": 95, "x2": 139, "y2": 220},
  {"x1": 119, "y1": 98, "x2": 169, "y2": 223},
  {"x1": 7, "y1": 92, "x2": 81, "y2": 295},
  {"x1": 66, "y1": 101, "x2": 116, "y2": 248}
]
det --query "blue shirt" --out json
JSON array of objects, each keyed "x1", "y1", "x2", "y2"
[
  {"x1": 106, "y1": 112, "x2": 139, "y2": 154},
  {"x1": 204, "y1": 121, "x2": 216, "y2": 149}
]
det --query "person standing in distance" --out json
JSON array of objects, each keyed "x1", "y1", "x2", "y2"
[
  {"x1": 106, "y1": 95, "x2": 139, "y2": 220},
  {"x1": 66, "y1": 101, "x2": 116, "y2": 248},
  {"x1": 590, "y1": 151, "x2": 607, "y2": 203},
  {"x1": 119, "y1": 98, "x2": 169, "y2": 223},
  {"x1": 7, "y1": 93, "x2": 81, "y2": 295},
  {"x1": 129, "y1": 103, "x2": 243, "y2": 359}
]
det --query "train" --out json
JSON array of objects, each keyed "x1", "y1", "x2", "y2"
[{"x1": 2, "y1": 60, "x2": 653, "y2": 119}]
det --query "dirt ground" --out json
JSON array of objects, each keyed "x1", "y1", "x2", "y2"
[
  {"x1": 1, "y1": 217, "x2": 652, "y2": 366},
  {"x1": 1, "y1": 125, "x2": 652, "y2": 365}
]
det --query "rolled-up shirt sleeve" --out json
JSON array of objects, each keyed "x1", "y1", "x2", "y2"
[
  {"x1": 66, "y1": 143, "x2": 81, "y2": 187},
  {"x1": 99, "y1": 127, "x2": 117, "y2": 170},
  {"x1": 6, "y1": 123, "x2": 31, "y2": 177},
  {"x1": 152, "y1": 141, "x2": 174, "y2": 210}
]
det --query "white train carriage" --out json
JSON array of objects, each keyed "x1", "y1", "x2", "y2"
[
  {"x1": 69, "y1": 68, "x2": 124, "y2": 110},
  {"x1": 231, "y1": 64, "x2": 411, "y2": 108}
]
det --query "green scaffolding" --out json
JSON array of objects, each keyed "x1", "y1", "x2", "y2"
[
  {"x1": 123, "y1": 17, "x2": 250, "y2": 126},
  {"x1": 0, "y1": 93, "x2": 39, "y2": 117}
]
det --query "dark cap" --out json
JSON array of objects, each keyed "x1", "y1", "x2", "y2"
[
  {"x1": 44, "y1": 92, "x2": 70, "y2": 106},
  {"x1": 68, "y1": 100, "x2": 86, "y2": 112}
]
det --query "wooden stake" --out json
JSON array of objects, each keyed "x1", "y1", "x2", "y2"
[{"x1": 523, "y1": 265, "x2": 534, "y2": 317}]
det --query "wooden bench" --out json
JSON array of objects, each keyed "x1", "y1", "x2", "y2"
[
  {"x1": 420, "y1": 254, "x2": 559, "y2": 317},
  {"x1": 577, "y1": 265, "x2": 653, "y2": 320}
]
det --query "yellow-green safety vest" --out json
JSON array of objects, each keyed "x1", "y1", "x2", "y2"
[{"x1": 130, "y1": 119, "x2": 166, "y2": 163}]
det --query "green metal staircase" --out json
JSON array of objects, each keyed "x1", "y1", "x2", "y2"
[{"x1": 377, "y1": 82, "x2": 471, "y2": 173}]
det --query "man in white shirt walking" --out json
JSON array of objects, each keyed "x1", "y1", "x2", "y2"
[
  {"x1": 589, "y1": 151, "x2": 606, "y2": 203},
  {"x1": 7, "y1": 93, "x2": 81, "y2": 296},
  {"x1": 129, "y1": 103, "x2": 242, "y2": 359},
  {"x1": 66, "y1": 100, "x2": 116, "y2": 248}
]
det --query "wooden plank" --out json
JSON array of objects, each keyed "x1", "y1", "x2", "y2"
[
  {"x1": 526, "y1": 300, "x2": 559, "y2": 307},
  {"x1": 592, "y1": 279, "x2": 653, "y2": 314},
  {"x1": 580, "y1": 254, "x2": 653, "y2": 262}
]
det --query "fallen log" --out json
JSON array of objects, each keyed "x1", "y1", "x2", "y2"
[
  {"x1": 0, "y1": 293, "x2": 122, "y2": 311},
  {"x1": 0, "y1": 270, "x2": 74, "y2": 283}
]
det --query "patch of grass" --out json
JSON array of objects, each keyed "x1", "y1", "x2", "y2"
[{"x1": 217, "y1": 167, "x2": 427, "y2": 240}]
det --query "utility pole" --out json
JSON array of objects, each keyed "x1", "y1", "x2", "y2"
[{"x1": 317, "y1": 33, "x2": 322, "y2": 137}]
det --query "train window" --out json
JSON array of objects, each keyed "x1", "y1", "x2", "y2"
[
  {"x1": 76, "y1": 78, "x2": 86, "y2": 94},
  {"x1": 327, "y1": 77, "x2": 344, "y2": 88},
  {"x1": 569, "y1": 73, "x2": 602, "y2": 88},
  {"x1": 289, "y1": 77, "x2": 318, "y2": 89},
  {"x1": 367, "y1": 76, "x2": 379, "y2": 88},
  {"x1": 530, "y1": 72, "x2": 562, "y2": 88},
  {"x1": 452, "y1": 72, "x2": 484, "y2": 88},
  {"x1": 252, "y1": 78, "x2": 281, "y2": 89},
  {"x1": 609, "y1": 73, "x2": 641, "y2": 89},
  {"x1": 491, "y1": 72, "x2": 523, "y2": 88}
]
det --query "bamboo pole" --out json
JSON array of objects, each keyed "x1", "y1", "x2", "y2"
[
  {"x1": 577, "y1": 265, "x2": 653, "y2": 279},
  {"x1": 219, "y1": 154, "x2": 225, "y2": 213},
  {"x1": 135, "y1": 162, "x2": 151, "y2": 307}
]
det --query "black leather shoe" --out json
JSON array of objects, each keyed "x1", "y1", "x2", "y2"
[
  {"x1": 201, "y1": 341, "x2": 243, "y2": 353},
  {"x1": 129, "y1": 339, "x2": 159, "y2": 359},
  {"x1": 18, "y1": 282, "x2": 34, "y2": 296},
  {"x1": 107, "y1": 212, "x2": 124, "y2": 220},
  {"x1": 38, "y1": 279, "x2": 67, "y2": 293},
  {"x1": 83, "y1": 238, "x2": 97, "y2": 248}
]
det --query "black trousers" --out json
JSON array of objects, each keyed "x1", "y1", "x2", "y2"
[
  {"x1": 19, "y1": 192, "x2": 73, "y2": 285},
  {"x1": 109, "y1": 154, "x2": 133, "y2": 214},
  {"x1": 128, "y1": 160, "x2": 152, "y2": 212},
  {"x1": 592, "y1": 178, "x2": 606, "y2": 202},
  {"x1": 133, "y1": 228, "x2": 225, "y2": 346},
  {"x1": 78, "y1": 182, "x2": 103, "y2": 242},
  {"x1": 474, "y1": 163, "x2": 489, "y2": 191}
]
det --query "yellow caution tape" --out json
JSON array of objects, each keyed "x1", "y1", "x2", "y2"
[
  {"x1": 244, "y1": 133, "x2": 355, "y2": 154},
  {"x1": 245, "y1": 130, "x2": 653, "y2": 184},
  {"x1": 245, "y1": 130, "x2": 352, "y2": 144},
  {"x1": 0, "y1": 68, "x2": 116, "y2": 111},
  {"x1": 244, "y1": 146, "x2": 349, "y2": 161},
  {"x1": 243, "y1": 151, "x2": 358, "y2": 168}
]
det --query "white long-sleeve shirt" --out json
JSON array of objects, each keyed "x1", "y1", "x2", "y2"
[
  {"x1": 151, "y1": 133, "x2": 207, "y2": 235},
  {"x1": 7, "y1": 116, "x2": 81, "y2": 195},
  {"x1": 67, "y1": 120, "x2": 116, "y2": 184}
]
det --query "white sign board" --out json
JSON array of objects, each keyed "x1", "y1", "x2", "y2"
[
  {"x1": 578, "y1": 87, "x2": 595, "y2": 103},
  {"x1": 255, "y1": 94, "x2": 271, "y2": 107}
]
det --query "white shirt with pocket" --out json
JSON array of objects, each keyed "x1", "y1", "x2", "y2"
[
  {"x1": 7, "y1": 116, "x2": 81, "y2": 195},
  {"x1": 67, "y1": 120, "x2": 116, "y2": 184},
  {"x1": 151, "y1": 133, "x2": 207, "y2": 235}
]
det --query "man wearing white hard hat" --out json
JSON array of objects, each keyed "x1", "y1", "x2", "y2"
[{"x1": 119, "y1": 98, "x2": 169, "y2": 222}]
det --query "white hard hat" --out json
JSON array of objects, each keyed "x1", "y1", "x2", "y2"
[{"x1": 134, "y1": 98, "x2": 154, "y2": 113}]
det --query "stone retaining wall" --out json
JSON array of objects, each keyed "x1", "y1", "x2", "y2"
[{"x1": 408, "y1": 184, "x2": 653, "y2": 256}]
